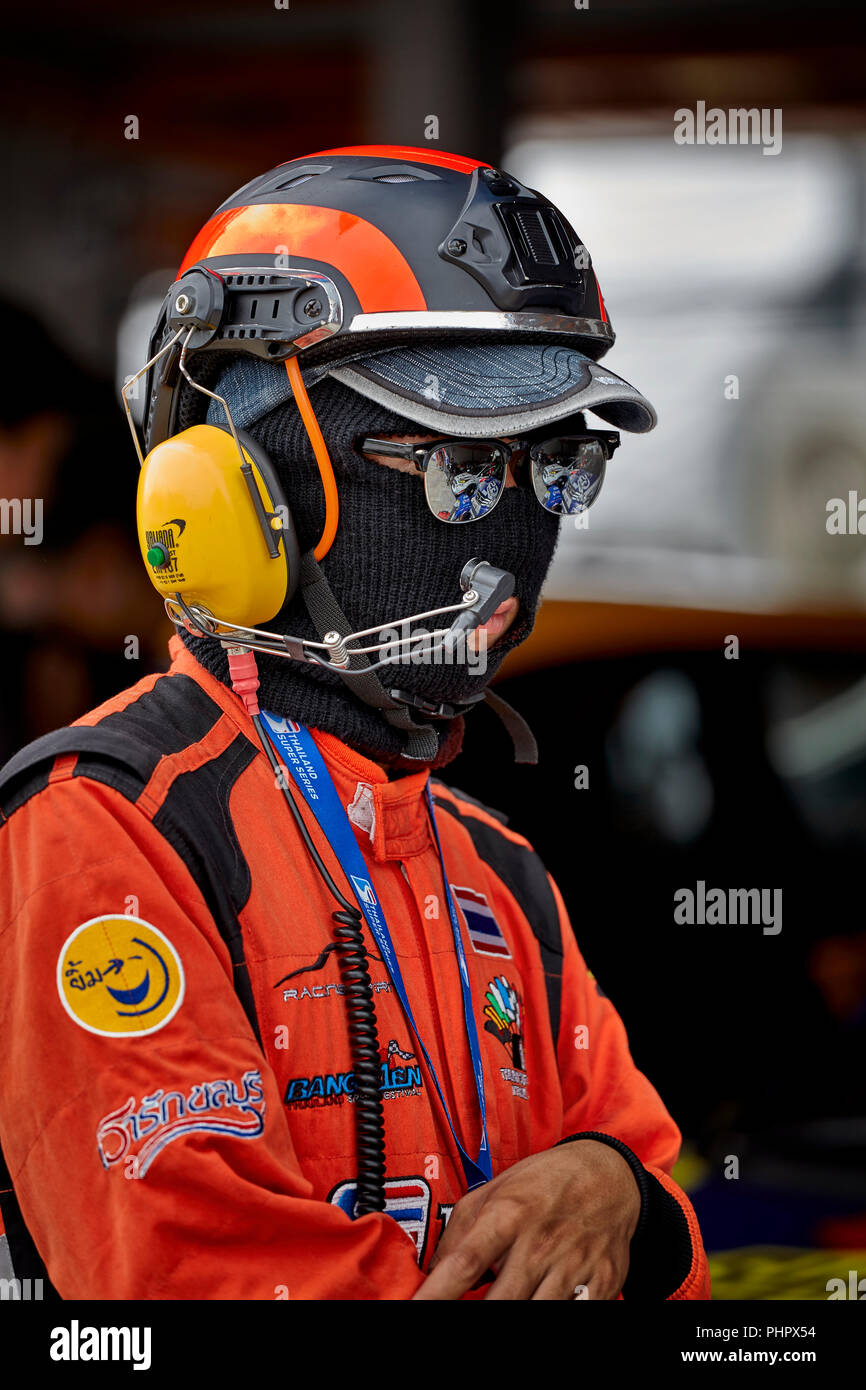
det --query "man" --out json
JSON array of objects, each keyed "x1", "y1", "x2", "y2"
[{"x1": 0, "y1": 146, "x2": 709, "y2": 1300}]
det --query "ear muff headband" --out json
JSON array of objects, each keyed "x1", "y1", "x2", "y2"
[
  {"x1": 232, "y1": 425, "x2": 301, "y2": 601},
  {"x1": 285, "y1": 355, "x2": 339, "y2": 561}
]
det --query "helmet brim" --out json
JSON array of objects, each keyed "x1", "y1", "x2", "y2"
[{"x1": 328, "y1": 342, "x2": 656, "y2": 435}]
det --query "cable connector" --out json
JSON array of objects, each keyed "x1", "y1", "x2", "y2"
[{"x1": 223, "y1": 643, "x2": 261, "y2": 717}]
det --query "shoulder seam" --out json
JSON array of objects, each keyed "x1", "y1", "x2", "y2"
[
  {"x1": 431, "y1": 779, "x2": 509, "y2": 821},
  {"x1": 432, "y1": 785, "x2": 532, "y2": 851},
  {"x1": 0, "y1": 673, "x2": 230, "y2": 822}
]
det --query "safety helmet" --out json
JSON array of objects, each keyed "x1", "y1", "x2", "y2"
[
  {"x1": 450, "y1": 471, "x2": 478, "y2": 496},
  {"x1": 127, "y1": 144, "x2": 654, "y2": 683},
  {"x1": 141, "y1": 144, "x2": 617, "y2": 454},
  {"x1": 541, "y1": 461, "x2": 568, "y2": 486}
]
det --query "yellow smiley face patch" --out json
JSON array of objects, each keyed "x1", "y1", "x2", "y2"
[{"x1": 57, "y1": 916, "x2": 185, "y2": 1038}]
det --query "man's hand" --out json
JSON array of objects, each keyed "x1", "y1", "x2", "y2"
[{"x1": 411, "y1": 1140, "x2": 642, "y2": 1301}]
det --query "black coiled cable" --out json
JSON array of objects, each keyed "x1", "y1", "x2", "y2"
[
  {"x1": 253, "y1": 714, "x2": 387, "y2": 1215},
  {"x1": 331, "y1": 910, "x2": 387, "y2": 1215}
]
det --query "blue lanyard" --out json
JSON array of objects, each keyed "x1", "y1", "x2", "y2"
[{"x1": 259, "y1": 712, "x2": 492, "y2": 1191}]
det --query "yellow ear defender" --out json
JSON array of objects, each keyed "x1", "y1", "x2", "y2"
[
  {"x1": 130, "y1": 345, "x2": 338, "y2": 633},
  {"x1": 136, "y1": 422, "x2": 300, "y2": 628}
]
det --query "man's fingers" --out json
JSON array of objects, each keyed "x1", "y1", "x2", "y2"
[
  {"x1": 530, "y1": 1257, "x2": 622, "y2": 1302},
  {"x1": 482, "y1": 1237, "x2": 551, "y2": 1301},
  {"x1": 412, "y1": 1206, "x2": 516, "y2": 1300},
  {"x1": 530, "y1": 1266, "x2": 589, "y2": 1301},
  {"x1": 427, "y1": 1186, "x2": 484, "y2": 1270}
]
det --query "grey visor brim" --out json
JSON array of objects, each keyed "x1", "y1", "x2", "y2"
[
  {"x1": 326, "y1": 339, "x2": 656, "y2": 435},
  {"x1": 204, "y1": 340, "x2": 657, "y2": 435},
  {"x1": 330, "y1": 357, "x2": 657, "y2": 435}
]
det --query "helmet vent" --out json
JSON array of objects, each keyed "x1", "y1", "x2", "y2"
[
  {"x1": 230, "y1": 164, "x2": 332, "y2": 202},
  {"x1": 348, "y1": 163, "x2": 441, "y2": 183},
  {"x1": 504, "y1": 208, "x2": 561, "y2": 267},
  {"x1": 274, "y1": 174, "x2": 317, "y2": 190}
]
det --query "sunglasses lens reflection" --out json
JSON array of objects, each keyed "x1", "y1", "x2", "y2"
[
  {"x1": 424, "y1": 445, "x2": 508, "y2": 523},
  {"x1": 530, "y1": 439, "x2": 606, "y2": 515}
]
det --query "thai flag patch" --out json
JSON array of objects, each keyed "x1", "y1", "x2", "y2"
[
  {"x1": 330, "y1": 1177, "x2": 432, "y2": 1261},
  {"x1": 452, "y1": 884, "x2": 512, "y2": 959}
]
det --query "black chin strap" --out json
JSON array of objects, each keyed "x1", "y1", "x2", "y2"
[
  {"x1": 483, "y1": 688, "x2": 538, "y2": 765},
  {"x1": 299, "y1": 551, "x2": 538, "y2": 765},
  {"x1": 299, "y1": 552, "x2": 439, "y2": 762}
]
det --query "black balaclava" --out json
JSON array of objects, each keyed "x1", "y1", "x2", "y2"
[{"x1": 181, "y1": 375, "x2": 561, "y2": 769}]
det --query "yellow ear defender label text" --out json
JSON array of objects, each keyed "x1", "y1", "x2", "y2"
[
  {"x1": 57, "y1": 916, "x2": 185, "y2": 1038},
  {"x1": 144, "y1": 519, "x2": 186, "y2": 582}
]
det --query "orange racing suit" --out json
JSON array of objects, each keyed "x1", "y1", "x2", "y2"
[{"x1": 0, "y1": 636, "x2": 710, "y2": 1299}]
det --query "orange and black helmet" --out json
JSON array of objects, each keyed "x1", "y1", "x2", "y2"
[{"x1": 144, "y1": 145, "x2": 655, "y2": 450}]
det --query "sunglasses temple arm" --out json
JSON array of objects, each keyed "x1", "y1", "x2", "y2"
[{"x1": 362, "y1": 438, "x2": 418, "y2": 461}]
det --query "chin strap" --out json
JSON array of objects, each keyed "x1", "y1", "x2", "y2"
[
  {"x1": 483, "y1": 688, "x2": 538, "y2": 765},
  {"x1": 299, "y1": 551, "x2": 539, "y2": 765},
  {"x1": 390, "y1": 683, "x2": 537, "y2": 765},
  {"x1": 299, "y1": 552, "x2": 439, "y2": 762}
]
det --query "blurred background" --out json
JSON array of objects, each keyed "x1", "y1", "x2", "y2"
[{"x1": 1, "y1": 0, "x2": 864, "y2": 1299}]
